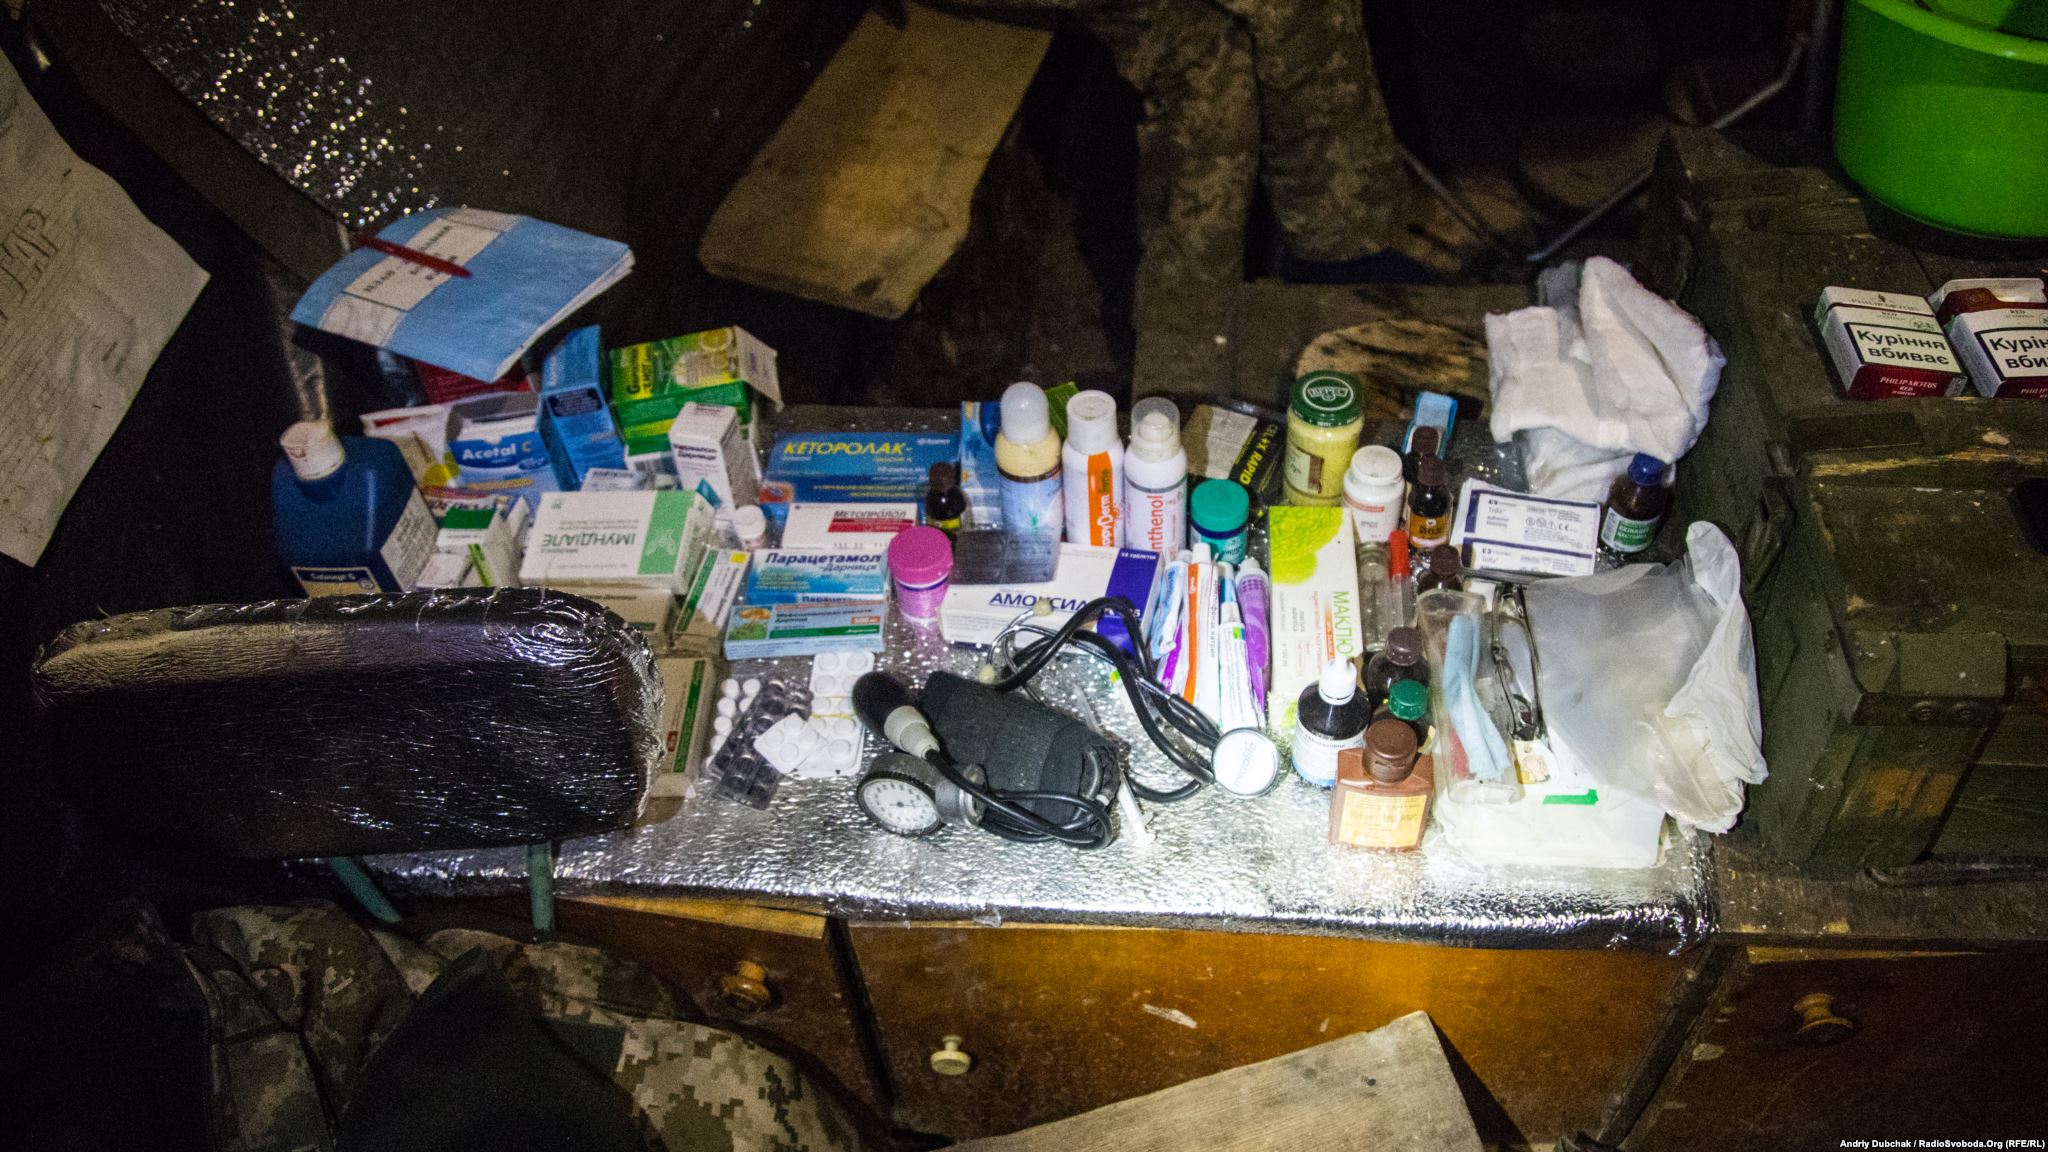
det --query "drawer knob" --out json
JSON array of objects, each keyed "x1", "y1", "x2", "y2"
[
  {"x1": 1793, "y1": 993, "x2": 1856, "y2": 1046},
  {"x1": 718, "y1": 960, "x2": 774, "y2": 1014},
  {"x1": 929, "y1": 1035, "x2": 974, "y2": 1076}
]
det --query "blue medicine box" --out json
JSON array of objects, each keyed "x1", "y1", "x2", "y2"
[{"x1": 759, "y1": 432, "x2": 956, "y2": 523}]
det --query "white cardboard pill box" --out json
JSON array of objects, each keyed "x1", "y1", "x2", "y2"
[
  {"x1": 938, "y1": 543, "x2": 1158, "y2": 648},
  {"x1": 723, "y1": 603, "x2": 887, "y2": 659},
  {"x1": 651, "y1": 656, "x2": 717, "y2": 798},
  {"x1": 779, "y1": 503, "x2": 919, "y2": 551},
  {"x1": 675, "y1": 549, "x2": 751, "y2": 656},
  {"x1": 1264, "y1": 505, "x2": 1364, "y2": 733},
  {"x1": 518, "y1": 490, "x2": 711, "y2": 595}
]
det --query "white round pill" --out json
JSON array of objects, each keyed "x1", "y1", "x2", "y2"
[
  {"x1": 713, "y1": 716, "x2": 733, "y2": 735},
  {"x1": 742, "y1": 677, "x2": 763, "y2": 697},
  {"x1": 716, "y1": 698, "x2": 737, "y2": 718},
  {"x1": 721, "y1": 679, "x2": 740, "y2": 699}
]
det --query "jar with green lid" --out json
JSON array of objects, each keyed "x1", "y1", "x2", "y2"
[{"x1": 1283, "y1": 371, "x2": 1363, "y2": 506}]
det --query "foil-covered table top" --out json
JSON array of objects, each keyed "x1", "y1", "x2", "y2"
[{"x1": 370, "y1": 406, "x2": 1713, "y2": 953}]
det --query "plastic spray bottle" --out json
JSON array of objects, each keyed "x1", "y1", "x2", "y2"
[
  {"x1": 996, "y1": 382, "x2": 1063, "y2": 540},
  {"x1": 1062, "y1": 389, "x2": 1123, "y2": 547},
  {"x1": 273, "y1": 420, "x2": 437, "y2": 596},
  {"x1": 1123, "y1": 396, "x2": 1188, "y2": 555}
]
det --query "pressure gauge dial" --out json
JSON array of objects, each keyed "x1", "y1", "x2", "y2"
[{"x1": 857, "y1": 753, "x2": 947, "y2": 835}]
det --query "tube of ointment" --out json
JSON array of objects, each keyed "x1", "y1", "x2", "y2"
[
  {"x1": 1235, "y1": 557, "x2": 1271, "y2": 713},
  {"x1": 1214, "y1": 602, "x2": 1263, "y2": 734},
  {"x1": 1180, "y1": 544, "x2": 1211, "y2": 704},
  {"x1": 1148, "y1": 553, "x2": 1188, "y2": 683},
  {"x1": 1193, "y1": 557, "x2": 1223, "y2": 723}
]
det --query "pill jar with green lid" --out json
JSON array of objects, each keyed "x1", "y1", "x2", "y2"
[
  {"x1": 1283, "y1": 371, "x2": 1363, "y2": 506},
  {"x1": 1190, "y1": 479, "x2": 1251, "y2": 564}
]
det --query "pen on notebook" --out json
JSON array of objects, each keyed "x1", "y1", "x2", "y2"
[{"x1": 352, "y1": 231, "x2": 473, "y2": 279}]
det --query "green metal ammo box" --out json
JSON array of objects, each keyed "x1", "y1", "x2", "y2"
[{"x1": 1643, "y1": 130, "x2": 2048, "y2": 877}]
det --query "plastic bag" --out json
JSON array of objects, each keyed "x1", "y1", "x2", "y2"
[{"x1": 1520, "y1": 523, "x2": 1765, "y2": 832}]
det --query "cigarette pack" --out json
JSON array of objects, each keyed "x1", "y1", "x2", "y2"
[
  {"x1": 1932, "y1": 278, "x2": 2048, "y2": 400},
  {"x1": 1814, "y1": 286, "x2": 1967, "y2": 400},
  {"x1": 724, "y1": 602, "x2": 887, "y2": 659},
  {"x1": 1264, "y1": 505, "x2": 1364, "y2": 733}
]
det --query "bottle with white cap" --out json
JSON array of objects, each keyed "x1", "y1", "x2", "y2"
[
  {"x1": 272, "y1": 420, "x2": 437, "y2": 597},
  {"x1": 1061, "y1": 389, "x2": 1124, "y2": 547},
  {"x1": 1123, "y1": 396, "x2": 1188, "y2": 555},
  {"x1": 1290, "y1": 656, "x2": 1372, "y2": 788},
  {"x1": 994, "y1": 382, "x2": 1063, "y2": 540}
]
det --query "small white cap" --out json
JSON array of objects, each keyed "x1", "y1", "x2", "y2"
[
  {"x1": 1318, "y1": 657, "x2": 1356, "y2": 704},
  {"x1": 733, "y1": 504, "x2": 767, "y2": 545},
  {"x1": 1128, "y1": 397, "x2": 1181, "y2": 460},
  {"x1": 1212, "y1": 727, "x2": 1280, "y2": 796},
  {"x1": 1000, "y1": 382, "x2": 1052, "y2": 446},
  {"x1": 1345, "y1": 444, "x2": 1402, "y2": 487},
  {"x1": 1238, "y1": 556, "x2": 1264, "y2": 582},
  {"x1": 280, "y1": 421, "x2": 345, "y2": 481},
  {"x1": 1064, "y1": 390, "x2": 1119, "y2": 454}
]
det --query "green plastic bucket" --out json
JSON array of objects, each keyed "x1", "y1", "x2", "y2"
[{"x1": 1834, "y1": 0, "x2": 2048, "y2": 239}]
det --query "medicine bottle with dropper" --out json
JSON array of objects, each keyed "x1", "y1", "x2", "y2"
[
  {"x1": 995, "y1": 382, "x2": 1063, "y2": 540},
  {"x1": 1124, "y1": 396, "x2": 1189, "y2": 554},
  {"x1": 1291, "y1": 656, "x2": 1373, "y2": 788}
]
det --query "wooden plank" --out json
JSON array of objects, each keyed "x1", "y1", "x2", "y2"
[
  {"x1": 569, "y1": 894, "x2": 827, "y2": 939},
  {"x1": 952, "y1": 1012, "x2": 1480, "y2": 1152},
  {"x1": 699, "y1": 3, "x2": 1052, "y2": 319}
]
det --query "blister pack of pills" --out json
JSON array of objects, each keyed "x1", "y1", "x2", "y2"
[{"x1": 701, "y1": 676, "x2": 810, "y2": 808}]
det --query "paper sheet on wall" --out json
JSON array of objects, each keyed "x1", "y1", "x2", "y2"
[{"x1": 0, "y1": 57, "x2": 208, "y2": 567}]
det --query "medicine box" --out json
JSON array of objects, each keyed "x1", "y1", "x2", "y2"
[
  {"x1": 959, "y1": 402, "x2": 1003, "y2": 528},
  {"x1": 939, "y1": 544, "x2": 1159, "y2": 649},
  {"x1": 538, "y1": 326, "x2": 625, "y2": 488},
  {"x1": 1264, "y1": 505, "x2": 1364, "y2": 733},
  {"x1": 651, "y1": 656, "x2": 718, "y2": 798},
  {"x1": 668, "y1": 402, "x2": 760, "y2": 509},
  {"x1": 435, "y1": 503, "x2": 522, "y2": 588},
  {"x1": 1449, "y1": 482, "x2": 1598, "y2": 578},
  {"x1": 518, "y1": 489, "x2": 711, "y2": 595},
  {"x1": 608, "y1": 326, "x2": 780, "y2": 444},
  {"x1": 1814, "y1": 287, "x2": 1966, "y2": 400},
  {"x1": 570, "y1": 586, "x2": 680, "y2": 653},
  {"x1": 780, "y1": 503, "x2": 919, "y2": 551},
  {"x1": 446, "y1": 391, "x2": 561, "y2": 509},
  {"x1": 745, "y1": 549, "x2": 889, "y2": 605},
  {"x1": 724, "y1": 602, "x2": 887, "y2": 660},
  {"x1": 674, "y1": 548, "x2": 751, "y2": 656},
  {"x1": 758, "y1": 432, "x2": 956, "y2": 522}
]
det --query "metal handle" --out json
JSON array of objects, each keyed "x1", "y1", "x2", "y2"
[
  {"x1": 718, "y1": 960, "x2": 775, "y2": 1014},
  {"x1": 929, "y1": 1035, "x2": 974, "y2": 1076},
  {"x1": 1793, "y1": 993, "x2": 1856, "y2": 1046}
]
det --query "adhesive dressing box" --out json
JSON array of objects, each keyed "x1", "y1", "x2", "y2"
[
  {"x1": 1932, "y1": 278, "x2": 2048, "y2": 400},
  {"x1": 724, "y1": 602, "x2": 887, "y2": 659},
  {"x1": 538, "y1": 325, "x2": 625, "y2": 488},
  {"x1": 1449, "y1": 481, "x2": 1598, "y2": 578},
  {"x1": 780, "y1": 503, "x2": 919, "y2": 551},
  {"x1": 651, "y1": 656, "x2": 717, "y2": 798},
  {"x1": 1183, "y1": 404, "x2": 1283, "y2": 502},
  {"x1": 1814, "y1": 286, "x2": 1966, "y2": 400},
  {"x1": 518, "y1": 489, "x2": 711, "y2": 595},
  {"x1": 1265, "y1": 505, "x2": 1364, "y2": 733},
  {"x1": 939, "y1": 544, "x2": 1159, "y2": 649},
  {"x1": 446, "y1": 392, "x2": 561, "y2": 509},
  {"x1": 675, "y1": 548, "x2": 751, "y2": 655},
  {"x1": 758, "y1": 432, "x2": 956, "y2": 522},
  {"x1": 745, "y1": 549, "x2": 889, "y2": 605}
]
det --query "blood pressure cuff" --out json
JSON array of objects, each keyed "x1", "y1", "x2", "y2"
[
  {"x1": 31, "y1": 589, "x2": 663, "y2": 859},
  {"x1": 920, "y1": 671, "x2": 1113, "y2": 819}
]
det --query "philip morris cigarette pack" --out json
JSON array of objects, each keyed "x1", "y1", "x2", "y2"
[
  {"x1": 1264, "y1": 506, "x2": 1364, "y2": 733},
  {"x1": 1814, "y1": 286, "x2": 1967, "y2": 400},
  {"x1": 651, "y1": 656, "x2": 718, "y2": 798},
  {"x1": 745, "y1": 549, "x2": 889, "y2": 605},
  {"x1": 674, "y1": 548, "x2": 751, "y2": 656},
  {"x1": 780, "y1": 502, "x2": 919, "y2": 551},
  {"x1": 668, "y1": 402, "x2": 761, "y2": 509},
  {"x1": 576, "y1": 586, "x2": 681, "y2": 652},
  {"x1": 758, "y1": 432, "x2": 956, "y2": 523},
  {"x1": 1931, "y1": 278, "x2": 2048, "y2": 400},
  {"x1": 724, "y1": 602, "x2": 887, "y2": 659},
  {"x1": 939, "y1": 544, "x2": 1159, "y2": 649},
  {"x1": 518, "y1": 489, "x2": 711, "y2": 595}
]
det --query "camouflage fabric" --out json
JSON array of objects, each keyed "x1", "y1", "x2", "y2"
[{"x1": 194, "y1": 902, "x2": 864, "y2": 1152}]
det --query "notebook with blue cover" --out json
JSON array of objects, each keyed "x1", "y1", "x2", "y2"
[{"x1": 292, "y1": 207, "x2": 632, "y2": 382}]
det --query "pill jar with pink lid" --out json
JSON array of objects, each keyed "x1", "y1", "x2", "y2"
[{"x1": 887, "y1": 526, "x2": 953, "y2": 623}]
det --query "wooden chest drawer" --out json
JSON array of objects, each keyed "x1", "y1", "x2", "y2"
[
  {"x1": 1628, "y1": 947, "x2": 2048, "y2": 1150},
  {"x1": 544, "y1": 896, "x2": 883, "y2": 1122},
  {"x1": 850, "y1": 922, "x2": 1691, "y2": 1144}
]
